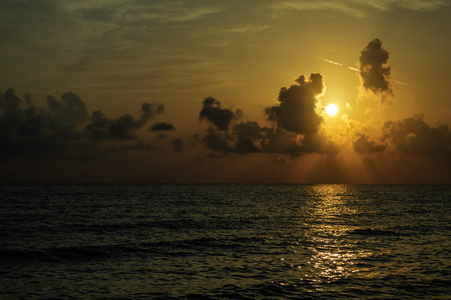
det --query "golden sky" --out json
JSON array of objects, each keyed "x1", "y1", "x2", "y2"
[{"x1": 1, "y1": 0, "x2": 451, "y2": 183}]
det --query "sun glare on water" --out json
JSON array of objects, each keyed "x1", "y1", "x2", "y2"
[{"x1": 325, "y1": 104, "x2": 338, "y2": 116}]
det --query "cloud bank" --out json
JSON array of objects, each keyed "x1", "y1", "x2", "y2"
[
  {"x1": 382, "y1": 115, "x2": 451, "y2": 161},
  {"x1": 0, "y1": 88, "x2": 170, "y2": 159},
  {"x1": 1, "y1": 37, "x2": 451, "y2": 183}
]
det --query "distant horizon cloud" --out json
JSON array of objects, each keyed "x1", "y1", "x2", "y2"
[{"x1": 0, "y1": 88, "x2": 171, "y2": 159}]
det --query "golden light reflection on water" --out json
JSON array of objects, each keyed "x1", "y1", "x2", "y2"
[{"x1": 301, "y1": 184, "x2": 372, "y2": 283}]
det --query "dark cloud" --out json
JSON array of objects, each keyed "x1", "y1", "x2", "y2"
[
  {"x1": 201, "y1": 127, "x2": 234, "y2": 153},
  {"x1": 359, "y1": 38, "x2": 392, "y2": 94},
  {"x1": 263, "y1": 130, "x2": 338, "y2": 158},
  {"x1": 0, "y1": 88, "x2": 24, "y2": 129},
  {"x1": 265, "y1": 73, "x2": 324, "y2": 135},
  {"x1": 233, "y1": 121, "x2": 269, "y2": 154},
  {"x1": 47, "y1": 92, "x2": 88, "y2": 125},
  {"x1": 382, "y1": 115, "x2": 451, "y2": 160},
  {"x1": 171, "y1": 138, "x2": 183, "y2": 152},
  {"x1": 150, "y1": 122, "x2": 175, "y2": 131},
  {"x1": 45, "y1": 92, "x2": 89, "y2": 140},
  {"x1": 101, "y1": 113, "x2": 138, "y2": 140},
  {"x1": 0, "y1": 90, "x2": 94, "y2": 142},
  {"x1": 85, "y1": 102, "x2": 164, "y2": 140},
  {"x1": 263, "y1": 73, "x2": 338, "y2": 157},
  {"x1": 141, "y1": 102, "x2": 164, "y2": 121},
  {"x1": 21, "y1": 106, "x2": 48, "y2": 137},
  {"x1": 264, "y1": 130, "x2": 303, "y2": 156},
  {"x1": 84, "y1": 111, "x2": 108, "y2": 141},
  {"x1": 199, "y1": 119, "x2": 271, "y2": 155},
  {"x1": 199, "y1": 97, "x2": 239, "y2": 131},
  {"x1": 0, "y1": 88, "x2": 165, "y2": 159},
  {"x1": 353, "y1": 133, "x2": 386, "y2": 153},
  {"x1": 102, "y1": 140, "x2": 158, "y2": 153},
  {"x1": 197, "y1": 75, "x2": 338, "y2": 158},
  {"x1": 198, "y1": 97, "x2": 269, "y2": 154},
  {"x1": 0, "y1": 89, "x2": 82, "y2": 158},
  {"x1": 300, "y1": 133, "x2": 339, "y2": 157}
]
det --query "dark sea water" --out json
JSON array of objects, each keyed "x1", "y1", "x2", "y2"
[{"x1": 1, "y1": 184, "x2": 451, "y2": 299}]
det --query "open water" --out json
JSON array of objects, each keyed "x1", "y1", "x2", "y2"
[{"x1": 1, "y1": 184, "x2": 450, "y2": 299}]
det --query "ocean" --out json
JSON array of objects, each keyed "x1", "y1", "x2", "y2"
[{"x1": 1, "y1": 184, "x2": 450, "y2": 299}]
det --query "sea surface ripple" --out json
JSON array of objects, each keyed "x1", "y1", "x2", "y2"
[{"x1": 1, "y1": 184, "x2": 450, "y2": 299}]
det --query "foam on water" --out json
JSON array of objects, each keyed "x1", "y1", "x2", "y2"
[{"x1": 1, "y1": 184, "x2": 450, "y2": 299}]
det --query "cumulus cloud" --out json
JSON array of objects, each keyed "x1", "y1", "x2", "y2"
[
  {"x1": 265, "y1": 73, "x2": 324, "y2": 135},
  {"x1": 300, "y1": 133, "x2": 340, "y2": 157},
  {"x1": 264, "y1": 130, "x2": 302, "y2": 155},
  {"x1": 259, "y1": 130, "x2": 338, "y2": 157},
  {"x1": 0, "y1": 88, "x2": 165, "y2": 159},
  {"x1": 0, "y1": 88, "x2": 27, "y2": 134},
  {"x1": 353, "y1": 133, "x2": 386, "y2": 153},
  {"x1": 200, "y1": 124, "x2": 272, "y2": 155},
  {"x1": 47, "y1": 92, "x2": 88, "y2": 125},
  {"x1": 233, "y1": 121, "x2": 269, "y2": 154},
  {"x1": 198, "y1": 97, "x2": 272, "y2": 154},
  {"x1": 85, "y1": 102, "x2": 164, "y2": 140},
  {"x1": 359, "y1": 38, "x2": 392, "y2": 94},
  {"x1": 263, "y1": 73, "x2": 338, "y2": 157},
  {"x1": 171, "y1": 138, "x2": 183, "y2": 152},
  {"x1": 0, "y1": 89, "x2": 89, "y2": 142},
  {"x1": 382, "y1": 115, "x2": 451, "y2": 160},
  {"x1": 197, "y1": 77, "x2": 338, "y2": 158},
  {"x1": 150, "y1": 122, "x2": 175, "y2": 131},
  {"x1": 201, "y1": 127, "x2": 234, "y2": 153},
  {"x1": 199, "y1": 97, "x2": 240, "y2": 131}
]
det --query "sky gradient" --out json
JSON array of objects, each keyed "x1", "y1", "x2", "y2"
[{"x1": 1, "y1": 0, "x2": 451, "y2": 183}]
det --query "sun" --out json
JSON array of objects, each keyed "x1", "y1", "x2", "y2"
[{"x1": 325, "y1": 104, "x2": 338, "y2": 116}]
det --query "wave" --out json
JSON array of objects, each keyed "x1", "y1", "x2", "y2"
[
  {"x1": 349, "y1": 228, "x2": 400, "y2": 236},
  {"x1": 0, "y1": 236, "x2": 270, "y2": 264},
  {"x1": 68, "y1": 218, "x2": 253, "y2": 233},
  {"x1": 0, "y1": 245, "x2": 129, "y2": 264}
]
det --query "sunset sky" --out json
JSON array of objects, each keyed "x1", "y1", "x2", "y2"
[{"x1": 1, "y1": 0, "x2": 451, "y2": 183}]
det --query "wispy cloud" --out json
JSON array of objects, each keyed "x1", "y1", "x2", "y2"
[
  {"x1": 274, "y1": 0, "x2": 449, "y2": 17},
  {"x1": 275, "y1": 1, "x2": 366, "y2": 18},
  {"x1": 357, "y1": 0, "x2": 449, "y2": 11},
  {"x1": 77, "y1": 1, "x2": 223, "y2": 24},
  {"x1": 223, "y1": 25, "x2": 270, "y2": 34}
]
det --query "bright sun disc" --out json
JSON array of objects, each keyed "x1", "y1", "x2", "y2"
[{"x1": 325, "y1": 104, "x2": 338, "y2": 116}]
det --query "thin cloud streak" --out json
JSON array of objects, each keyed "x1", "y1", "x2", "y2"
[
  {"x1": 323, "y1": 59, "x2": 408, "y2": 87},
  {"x1": 275, "y1": 0, "x2": 449, "y2": 18}
]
